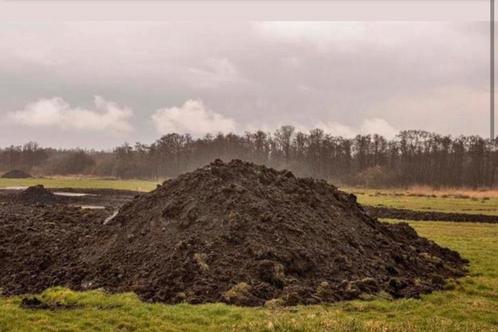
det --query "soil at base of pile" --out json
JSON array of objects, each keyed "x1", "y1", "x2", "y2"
[
  {"x1": 1, "y1": 170, "x2": 32, "y2": 178},
  {"x1": 0, "y1": 204, "x2": 108, "y2": 295},
  {"x1": 79, "y1": 159, "x2": 467, "y2": 306}
]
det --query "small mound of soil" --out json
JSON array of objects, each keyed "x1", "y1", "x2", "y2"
[
  {"x1": 14, "y1": 185, "x2": 57, "y2": 205},
  {"x1": 1, "y1": 169, "x2": 32, "y2": 178},
  {"x1": 80, "y1": 160, "x2": 467, "y2": 306}
]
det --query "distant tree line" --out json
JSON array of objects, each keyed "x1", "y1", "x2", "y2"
[{"x1": 1, "y1": 127, "x2": 497, "y2": 188}]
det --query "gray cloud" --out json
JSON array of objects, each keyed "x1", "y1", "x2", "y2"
[{"x1": 0, "y1": 21, "x2": 492, "y2": 148}]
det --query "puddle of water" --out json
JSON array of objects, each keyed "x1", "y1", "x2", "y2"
[
  {"x1": 53, "y1": 192, "x2": 97, "y2": 197},
  {"x1": 1, "y1": 186, "x2": 28, "y2": 190},
  {"x1": 79, "y1": 205, "x2": 106, "y2": 210}
]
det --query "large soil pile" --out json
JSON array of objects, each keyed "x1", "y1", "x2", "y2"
[
  {"x1": 81, "y1": 159, "x2": 467, "y2": 306},
  {"x1": 1, "y1": 169, "x2": 32, "y2": 178},
  {"x1": 14, "y1": 185, "x2": 57, "y2": 205}
]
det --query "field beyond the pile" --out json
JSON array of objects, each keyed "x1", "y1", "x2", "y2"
[{"x1": 0, "y1": 177, "x2": 159, "y2": 192}]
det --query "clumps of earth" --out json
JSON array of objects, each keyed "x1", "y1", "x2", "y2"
[
  {"x1": 1, "y1": 169, "x2": 32, "y2": 178},
  {"x1": 0, "y1": 160, "x2": 468, "y2": 306},
  {"x1": 78, "y1": 159, "x2": 467, "y2": 306},
  {"x1": 0, "y1": 204, "x2": 108, "y2": 295},
  {"x1": 14, "y1": 185, "x2": 57, "y2": 205}
]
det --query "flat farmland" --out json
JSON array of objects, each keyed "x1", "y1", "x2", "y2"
[
  {"x1": 0, "y1": 177, "x2": 159, "y2": 192},
  {"x1": 346, "y1": 188, "x2": 498, "y2": 216}
]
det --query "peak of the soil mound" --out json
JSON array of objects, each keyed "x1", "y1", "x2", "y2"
[
  {"x1": 84, "y1": 159, "x2": 467, "y2": 306},
  {"x1": 1, "y1": 169, "x2": 32, "y2": 178},
  {"x1": 15, "y1": 185, "x2": 57, "y2": 205}
]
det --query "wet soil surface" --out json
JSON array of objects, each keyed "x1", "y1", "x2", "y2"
[
  {"x1": 365, "y1": 206, "x2": 498, "y2": 223},
  {"x1": 0, "y1": 160, "x2": 468, "y2": 306},
  {"x1": 0, "y1": 187, "x2": 139, "y2": 210},
  {"x1": 0, "y1": 203, "x2": 108, "y2": 295}
]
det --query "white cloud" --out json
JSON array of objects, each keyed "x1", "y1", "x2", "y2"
[
  {"x1": 152, "y1": 100, "x2": 237, "y2": 136},
  {"x1": 6, "y1": 96, "x2": 133, "y2": 134},
  {"x1": 315, "y1": 118, "x2": 398, "y2": 138},
  {"x1": 149, "y1": 98, "x2": 398, "y2": 138}
]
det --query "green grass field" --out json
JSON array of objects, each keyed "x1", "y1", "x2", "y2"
[
  {"x1": 0, "y1": 177, "x2": 159, "y2": 192},
  {"x1": 1, "y1": 221, "x2": 497, "y2": 332},
  {"x1": 345, "y1": 188, "x2": 498, "y2": 216}
]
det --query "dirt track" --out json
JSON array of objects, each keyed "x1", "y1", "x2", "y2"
[{"x1": 365, "y1": 206, "x2": 498, "y2": 223}]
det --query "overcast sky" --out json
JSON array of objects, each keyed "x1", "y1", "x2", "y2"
[{"x1": 0, "y1": 21, "x2": 493, "y2": 149}]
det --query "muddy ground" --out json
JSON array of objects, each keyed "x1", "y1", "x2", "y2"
[
  {"x1": 0, "y1": 161, "x2": 471, "y2": 306},
  {"x1": 5, "y1": 164, "x2": 493, "y2": 306},
  {"x1": 0, "y1": 203, "x2": 109, "y2": 295},
  {"x1": 0, "y1": 187, "x2": 139, "y2": 210}
]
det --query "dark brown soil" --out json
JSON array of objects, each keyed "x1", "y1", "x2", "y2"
[
  {"x1": 51, "y1": 188, "x2": 141, "y2": 209},
  {"x1": 0, "y1": 160, "x2": 468, "y2": 306},
  {"x1": 20, "y1": 297, "x2": 50, "y2": 309},
  {"x1": 0, "y1": 203, "x2": 108, "y2": 295},
  {"x1": 80, "y1": 159, "x2": 467, "y2": 306},
  {"x1": 365, "y1": 206, "x2": 498, "y2": 223},
  {"x1": 13, "y1": 185, "x2": 58, "y2": 205},
  {"x1": 0, "y1": 187, "x2": 139, "y2": 209},
  {"x1": 1, "y1": 170, "x2": 32, "y2": 178}
]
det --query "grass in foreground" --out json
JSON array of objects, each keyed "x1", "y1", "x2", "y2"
[{"x1": 1, "y1": 221, "x2": 497, "y2": 332}]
